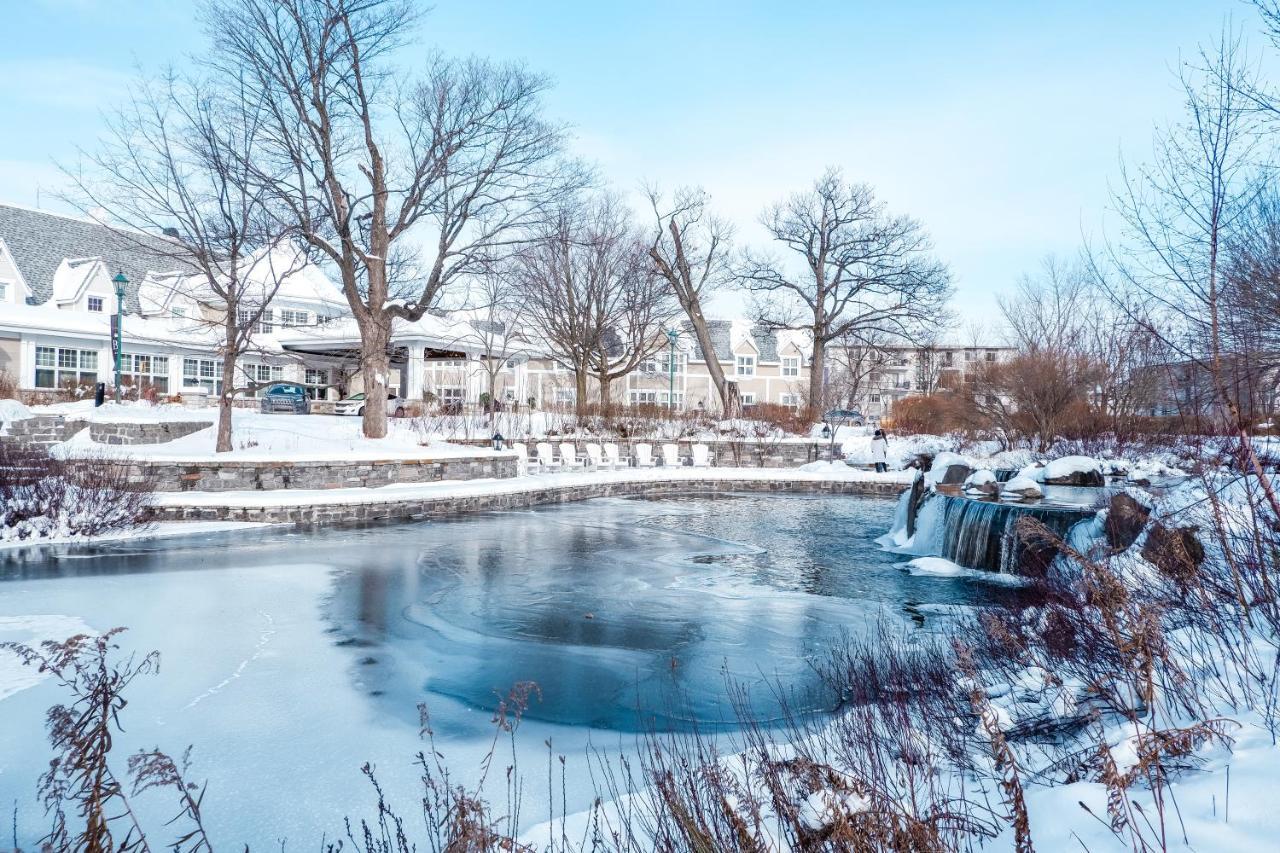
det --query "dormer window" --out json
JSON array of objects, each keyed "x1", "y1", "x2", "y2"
[
  {"x1": 736, "y1": 354, "x2": 756, "y2": 377},
  {"x1": 87, "y1": 296, "x2": 104, "y2": 312},
  {"x1": 781, "y1": 356, "x2": 800, "y2": 377}
]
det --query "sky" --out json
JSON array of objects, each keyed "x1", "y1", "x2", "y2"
[{"x1": 0, "y1": 0, "x2": 1256, "y2": 329}]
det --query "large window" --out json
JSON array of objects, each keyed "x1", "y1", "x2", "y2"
[
  {"x1": 35, "y1": 346, "x2": 98, "y2": 389},
  {"x1": 781, "y1": 356, "x2": 800, "y2": 377},
  {"x1": 182, "y1": 357, "x2": 223, "y2": 394},
  {"x1": 119, "y1": 353, "x2": 169, "y2": 393},
  {"x1": 740, "y1": 392, "x2": 756, "y2": 407},
  {"x1": 630, "y1": 389, "x2": 658, "y2": 405},
  {"x1": 241, "y1": 363, "x2": 284, "y2": 394},
  {"x1": 553, "y1": 387, "x2": 575, "y2": 406},
  {"x1": 659, "y1": 390, "x2": 684, "y2": 407},
  {"x1": 735, "y1": 354, "x2": 756, "y2": 377},
  {"x1": 660, "y1": 352, "x2": 686, "y2": 374},
  {"x1": 779, "y1": 393, "x2": 799, "y2": 408},
  {"x1": 303, "y1": 368, "x2": 330, "y2": 399},
  {"x1": 87, "y1": 296, "x2": 104, "y2": 313},
  {"x1": 280, "y1": 309, "x2": 309, "y2": 327}
]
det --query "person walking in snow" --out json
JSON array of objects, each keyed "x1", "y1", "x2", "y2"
[{"x1": 870, "y1": 429, "x2": 889, "y2": 473}]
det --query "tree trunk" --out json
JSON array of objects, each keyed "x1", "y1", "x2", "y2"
[
  {"x1": 808, "y1": 338, "x2": 826, "y2": 421},
  {"x1": 574, "y1": 369, "x2": 589, "y2": 419},
  {"x1": 360, "y1": 318, "x2": 392, "y2": 439},
  {"x1": 598, "y1": 372, "x2": 612, "y2": 421},
  {"x1": 685, "y1": 308, "x2": 731, "y2": 414},
  {"x1": 216, "y1": 315, "x2": 239, "y2": 450}
]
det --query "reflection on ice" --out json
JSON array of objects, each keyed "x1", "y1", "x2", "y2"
[{"x1": 0, "y1": 493, "x2": 1020, "y2": 847}]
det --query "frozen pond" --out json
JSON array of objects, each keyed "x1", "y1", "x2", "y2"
[{"x1": 0, "y1": 493, "x2": 1020, "y2": 847}]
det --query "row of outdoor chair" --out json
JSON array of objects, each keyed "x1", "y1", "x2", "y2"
[{"x1": 511, "y1": 441, "x2": 714, "y2": 474}]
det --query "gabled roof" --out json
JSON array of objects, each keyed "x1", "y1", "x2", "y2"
[
  {"x1": 0, "y1": 204, "x2": 195, "y2": 311},
  {"x1": 680, "y1": 318, "x2": 798, "y2": 365}
]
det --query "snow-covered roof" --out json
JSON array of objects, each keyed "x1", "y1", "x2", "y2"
[{"x1": 0, "y1": 302, "x2": 269, "y2": 353}]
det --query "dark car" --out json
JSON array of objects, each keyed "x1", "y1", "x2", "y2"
[
  {"x1": 260, "y1": 382, "x2": 310, "y2": 414},
  {"x1": 823, "y1": 408, "x2": 865, "y2": 425}
]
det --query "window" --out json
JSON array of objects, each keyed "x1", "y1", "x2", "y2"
[
  {"x1": 182, "y1": 357, "x2": 223, "y2": 394},
  {"x1": 440, "y1": 387, "x2": 465, "y2": 402},
  {"x1": 984, "y1": 351, "x2": 997, "y2": 362},
  {"x1": 870, "y1": 394, "x2": 881, "y2": 403},
  {"x1": 119, "y1": 353, "x2": 169, "y2": 393},
  {"x1": 639, "y1": 357, "x2": 658, "y2": 374},
  {"x1": 659, "y1": 391, "x2": 684, "y2": 407},
  {"x1": 780, "y1": 393, "x2": 799, "y2": 408},
  {"x1": 661, "y1": 352, "x2": 687, "y2": 374},
  {"x1": 87, "y1": 296, "x2": 104, "y2": 313},
  {"x1": 781, "y1": 356, "x2": 800, "y2": 377},
  {"x1": 0, "y1": 282, "x2": 7, "y2": 301},
  {"x1": 943, "y1": 351, "x2": 954, "y2": 366},
  {"x1": 554, "y1": 388, "x2": 575, "y2": 406},
  {"x1": 965, "y1": 351, "x2": 976, "y2": 362},
  {"x1": 735, "y1": 354, "x2": 756, "y2": 377},
  {"x1": 740, "y1": 392, "x2": 756, "y2": 407},
  {"x1": 303, "y1": 368, "x2": 330, "y2": 400},
  {"x1": 242, "y1": 363, "x2": 284, "y2": 394},
  {"x1": 630, "y1": 390, "x2": 658, "y2": 405},
  {"x1": 35, "y1": 346, "x2": 98, "y2": 389},
  {"x1": 237, "y1": 308, "x2": 275, "y2": 334},
  {"x1": 280, "y1": 309, "x2": 309, "y2": 327}
]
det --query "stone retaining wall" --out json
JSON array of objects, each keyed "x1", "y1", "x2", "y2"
[
  {"x1": 134, "y1": 454, "x2": 517, "y2": 492},
  {"x1": 1, "y1": 416, "x2": 88, "y2": 446},
  {"x1": 89, "y1": 420, "x2": 209, "y2": 445},
  {"x1": 151, "y1": 477, "x2": 902, "y2": 524}
]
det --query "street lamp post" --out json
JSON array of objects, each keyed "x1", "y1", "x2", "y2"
[
  {"x1": 112, "y1": 272, "x2": 128, "y2": 403},
  {"x1": 666, "y1": 328, "x2": 678, "y2": 410}
]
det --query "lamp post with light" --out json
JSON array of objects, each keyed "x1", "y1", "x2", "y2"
[
  {"x1": 666, "y1": 328, "x2": 679, "y2": 410},
  {"x1": 112, "y1": 272, "x2": 128, "y2": 403}
]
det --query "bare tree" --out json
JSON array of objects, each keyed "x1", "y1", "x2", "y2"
[
  {"x1": 646, "y1": 187, "x2": 737, "y2": 415},
  {"x1": 443, "y1": 263, "x2": 532, "y2": 424},
  {"x1": 203, "y1": 0, "x2": 580, "y2": 438},
  {"x1": 1100, "y1": 27, "x2": 1280, "y2": 510},
  {"x1": 826, "y1": 329, "x2": 890, "y2": 412},
  {"x1": 740, "y1": 168, "x2": 952, "y2": 420},
  {"x1": 517, "y1": 196, "x2": 675, "y2": 420},
  {"x1": 67, "y1": 71, "x2": 293, "y2": 453}
]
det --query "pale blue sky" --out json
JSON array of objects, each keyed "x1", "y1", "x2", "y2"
[{"x1": 0, "y1": 0, "x2": 1254, "y2": 323}]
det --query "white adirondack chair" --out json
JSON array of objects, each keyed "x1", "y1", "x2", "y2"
[
  {"x1": 661, "y1": 443, "x2": 681, "y2": 467},
  {"x1": 633, "y1": 443, "x2": 656, "y2": 467},
  {"x1": 603, "y1": 443, "x2": 623, "y2": 470},
  {"x1": 585, "y1": 442, "x2": 608, "y2": 470},
  {"x1": 535, "y1": 442, "x2": 561, "y2": 472},
  {"x1": 691, "y1": 443, "x2": 713, "y2": 468},
  {"x1": 559, "y1": 441, "x2": 588, "y2": 470},
  {"x1": 512, "y1": 442, "x2": 535, "y2": 475}
]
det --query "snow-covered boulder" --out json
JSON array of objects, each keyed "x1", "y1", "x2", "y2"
[
  {"x1": 1043, "y1": 455, "x2": 1104, "y2": 487},
  {"x1": 963, "y1": 468, "x2": 999, "y2": 497},
  {"x1": 925, "y1": 451, "x2": 973, "y2": 487},
  {"x1": 1002, "y1": 475, "x2": 1043, "y2": 500}
]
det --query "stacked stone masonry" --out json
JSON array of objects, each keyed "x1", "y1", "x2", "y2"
[
  {"x1": 89, "y1": 421, "x2": 208, "y2": 445},
  {"x1": 0, "y1": 416, "x2": 89, "y2": 446},
  {"x1": 151, "y1": 478, "x2": 903, "y2": 525},
  {"x1": 132, "y1": 455, "x2": 518, "y2": 492}
]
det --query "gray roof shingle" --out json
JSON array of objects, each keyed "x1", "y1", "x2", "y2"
[{"x1": 0, "y1": 204, "x2": 194, "y2": 312}]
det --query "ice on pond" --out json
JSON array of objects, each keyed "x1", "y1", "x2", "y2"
[{"x1": 0, "y1": 493, "x2": 1019, "y2": 847}]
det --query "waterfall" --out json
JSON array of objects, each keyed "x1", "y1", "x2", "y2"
[{"x1": 916, "y1": 492, "x2": 1095, "y2": 574}]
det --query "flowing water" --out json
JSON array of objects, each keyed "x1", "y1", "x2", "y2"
[{"x1": 0, "y1": 493, "x2": 1020, "y2": 847}]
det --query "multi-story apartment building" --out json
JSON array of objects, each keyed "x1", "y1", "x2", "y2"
[
  {"x1": 829, "y1": 342, "x2": 1015, "y2": 419},
  {"x1": 0, "y1": 204, "x2": 813, "y2": 413}
]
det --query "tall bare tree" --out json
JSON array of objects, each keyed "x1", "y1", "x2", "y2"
[
  {"x1": 67, "y1": 72, "x2": 293, "y2": 453},
  {"x1": 517, "y1": 196, "x2": 674, "y2": 420},
  {"x1": 1100, "y1": 28, "x2": 1280, "y2": 511},
  {"x1": 740, "y1": 168, "x2": 952, "y2": 420},
  {"x1": 203, "y1": 0, "x2": 580, "y2": 437},
  {"x1": 442, "y1": 263, "x2": 532, "y2": 423},
  {"x1": 646, "y1": 187, "x2": 736, "y2": 414}
]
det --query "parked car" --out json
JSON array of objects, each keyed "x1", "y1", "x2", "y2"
[
  {"x1": 334, "y1": 392, "x2": 407, "y2": 418},
  {"x1": 822, "y1": 408, "x2": 865, "y2": 426},
  {"x1": 259, "y1": 382, "x2": 310, "y2": 414}
]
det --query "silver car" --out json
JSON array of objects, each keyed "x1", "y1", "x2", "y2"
[{"x1": 334, "y1": 392, "x2": 407, "y2": 418}]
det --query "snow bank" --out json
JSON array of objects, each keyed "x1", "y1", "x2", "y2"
[{"x1": 0, "y1": 398, "x2": 32, "y2": 424}]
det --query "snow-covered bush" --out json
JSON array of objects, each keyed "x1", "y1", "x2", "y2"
[{"x1": 0, "y1": 444, "x2": 154, "y2": 541}]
